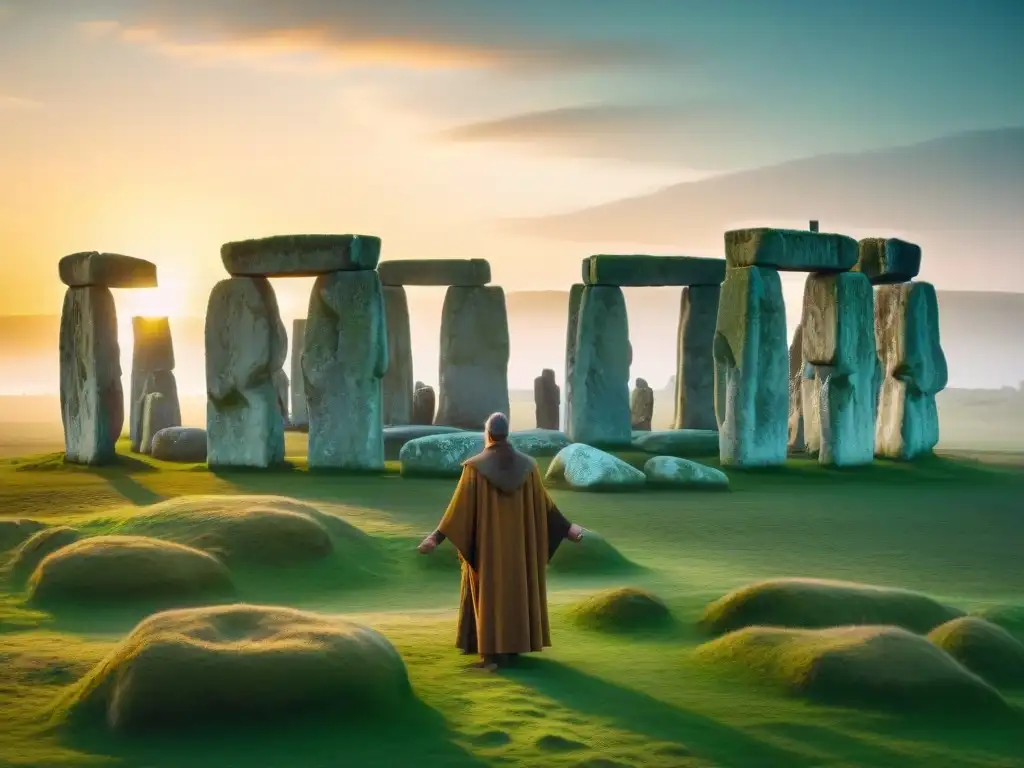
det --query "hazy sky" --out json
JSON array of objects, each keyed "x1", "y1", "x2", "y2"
[{"x1": 2, "y1": 0, "x2": 1022, "y2": 320}]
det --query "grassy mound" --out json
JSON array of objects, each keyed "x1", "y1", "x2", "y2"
[
  {"x1": 104, "y1": 495, "x2": 357, "y2": 566},
  {"x1": 549, "y1": 531, "x2": 637, "y2": 575},
  {"x1": 54, "y1": 603, "x2": 412, "y2": 731},
  {"x1": 28, "y1": 535, "x2": 233, "y2": 607},
  {"x1": 928, "y1": 617, "x2": 1024, "y2": 688},
  {"x1": 700, "y1": 578, "x2": 961, "y2": 635},
  {"x1": 975, "y1": 604, "x2": 1024, "y2": 639},
  {"x1": 0, "y1": 518, "x2": 47, "y2": 551},
  {"x1": 9, "y1": 526, "x2": 81, "y2": 581},
  {"x1": 696, "y1": 625, "x2": 1010, "y2": 717},
  {"x1": 568, "y1": 587, "x2": 672, "y2": 632}
]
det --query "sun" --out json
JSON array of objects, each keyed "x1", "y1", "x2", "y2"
[{"x1": 118, "y1": 283, "x2": 187, "y2": 320}]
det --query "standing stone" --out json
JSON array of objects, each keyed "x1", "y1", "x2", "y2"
[
  {"x1": 563, "y1": 283, "x2": 585, "y2": 432},
  {"x1": 272, "y1": 369, "x2": 290, "y2": 425},
  {"x1": 59, "y1": 287, "x2": 123, "y2": 465},
  {"x1": 412, "y1": 382, "x2": 436, "y2": 426},
  {"x1": 788, "y1": 323, "x2": 805, "y2": 452},
  {"x1": 875, "y1": 282, "x2": 947, "y2": 460},
  {"x1": 205, "y1": 277, "x2": 286, "y2": 469},
  {"x1": 801, "y1": 363, "x2": 822, "y2": 454},
  {"x1": 304, "y1": 270, "x2": 388, "y2": 470},
  {"x1": 290, "y1": 319, "x2": 308, "y2": 428},
  {"x1": 133, "y1": 370, "x2": 181, "y2": 451},
  {"x1": 130, "y1": 317, "x2": 174, "y2": 446},
  {"x1": 672, "y1": 284, "x2": 720, "y2": 431},
  {"x1": 435, "y1": 286, "x2": 510, "y2": 429},
  {"x1": 630, "y1": 378, "x2": 654, "y2": 431},
  {"x1": 802, "y1": 272, "x2": 876, "y2": 467},
  {"x1": 534, "y1": 369, "x2": 560, "y2": 430},
  {"x1": 382, "y1": 286, "x2": 414, "y2": 426},
  {"x1": 568, "y1": 286, "x2": 632, "y2": 446},
  {"x1": 713, "y1": 266, "x2": 788, "y2": 467},
  {"x1": 140, "y1": 392, "x2": 178, "y2": 455}
]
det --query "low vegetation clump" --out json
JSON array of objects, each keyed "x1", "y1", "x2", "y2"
[
  {"x1": 696, "y1": 625, "x2": 1011, "y2": 716},
  {"x1": 53, "y1": 603, "x2": 413, "y2": 731},
  {"x1": 548, "y1": 531, "x2": 637, "y2": 575},
  {"x1": 975, "y1": 604, "x2": 1024, "y2": 639},
  {"x1": 28, "y1": 535, "x2": 233, "y2": 606},
  {"x1": 0, "y1": 518, "x2": 47, "y2": 551},
  {"x1": 568, "y1": 587, "x2": 673, "y2": 633},
  {"x1": 928, "y1": 616, "x2": 1024, "y2": 688},
  {"x1": 9, "y1": 525, "x2": 81, "y2": 581},
  {"x1": 700, "y1": 578, "x2": 962, "y2": 635}
]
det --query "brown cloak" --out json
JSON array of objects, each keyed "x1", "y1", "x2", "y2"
[{"x1": 437, "y1": 443, "x2": 571, "y2": 656}]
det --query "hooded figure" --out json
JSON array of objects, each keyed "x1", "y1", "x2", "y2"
[{"x1": 418, "y1": 412, "x2": 584, "y2": 670}]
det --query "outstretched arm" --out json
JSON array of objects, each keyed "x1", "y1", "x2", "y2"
[
  {"x1": 418, "y1": 467, "x2": 478, "y2": 565},
  {"x1": 542, "y1": 477, "x2": 584, "y2": 561}
]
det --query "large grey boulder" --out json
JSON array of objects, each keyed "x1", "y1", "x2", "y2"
[
  {"x1": 435, "y1": 286, "x2": 510, "y2": 429},
  {"x1": 787, "y1": 323, "x2": 805, "y2": 452},
  {"x1": 140, "y1": 392, "x2": 179, "y2": 454},
  {"x1": 854, "y1": 239, "x2": 921, "y2": 285},
  {"x1": 59, "y1": 287, "x2": 123, "y2": 465},
  {"x1": 802, "y1": 272, "x2": 877, "y2": 466},
  {"x1": 59, "y1": 252, "x2": 157, "y2": 288},
  {"x1": 508, "y1": 429, "x2": 571, "y2": 457},
  {"x1": 220, "y1": 234, "x2": 381, "y2": 277},
  {"x1": 672, "y1": 284, "x2": 720, "y2": 430},
  {"x1": 412, "y1": 382, "x2": 435, "y2": 425},
  {"x1": 643, "y1": 456, "x2": 729, "y2": 488},
  {"x1": 129, "y1": 316, "x2": 174, "y2": 446},
  {"x1": 384, "y1": 425, "x2": 463, "y2": 461},
  {"x1": 382, "y1": 286, "x2": 413, "y2": 426},
  {"x1": 399, "y1": 430, "x2": 571, "y2": 476},
  {"x1": 534, "y1": 369, "x2": 560, "y2": 430},
  {"x1": 563, "y1": 283, "x2": 585, "y2": 432},
  {"x1": 289, "y1": 319, "x2": 308, "y2": 428},
  {"x1": 630, "y1": 378, "x2": 654, "y2": 431},
  {"x1": 714, "y1": 266, "x2": 788, "y2": 467},
  {"x1": 583, "y1": 255, "x2": 726, "y2": 287},
  {"x1": 304, "y1": 270, "x2": 388, "y2": 470},
  {"x1": 150, "y1": 427, "x2": 207, "y2": 463},
  {"x1": 132, "y1": 370, "x2": 181, "y2": 452},
  {"x1": 567, "y1": 286, "x2": 632, "y2": 447},
  {"x1": 205, "y1": 277, "x2": 287, "y2": 468},
  {"x1": 875, "y1": 282, "x2": 947, "y2": 460},
  {"x1": 725, "y1": 229, "x2": 858, "y2": 272},
  {"x1": 545, "y1": 444, "x2": 646, "y2": 491},
  {"x1": 378, "y1": 259, "x2": 490, "y2": 286},
  {"x1": 631, "y1": 429, "x2": 720, "y2": 456}
]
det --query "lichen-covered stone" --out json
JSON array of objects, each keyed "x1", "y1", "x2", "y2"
[
  {"x1": 875, "y1": 282, "x2": 947, "y2": 459},
  {"x1": 568, "y1": 286, "x2": 632, "y2": 447},
  {"x1": 378, "y1": 259, "x2": 490, "y2": 286},
  {"x1": 384, "y1": 425, "x2": 463, "y2": 461},
  {"x1": 132, "y1": 370, "x2": 180, "y2": 452},
  {"x1": 725, "y1": 229, "x2": 858, "y2": 272},
  {"x1": 59, "y1": 252, "x2": 157, "y2": 288},
  {"x1": 630, "y1": 378, "x2": 654, "y2": 431},
  {"x1": 563, "y1": 283, "x2": 585, "y2": 432},
  {"x1": 412, "y1": 382, "x2": 436, "y2": 426},
  {"x1": 435, "y1": 286, "x2": 510, "y2": 429},
  {"x1": 854, "y1": 238, "x2": 922, "y2": 285},
  {"x1": 129, "y1": 317, "x2": 174, "y2": 445},
  {"x1": 713, "y1": 266, "x2": 788, "y2": 467},
  {"x1": 290, "y1": 319, "x2": 307, "y2": 427},
  {"x1": 304, "y1": 270, "x2": 388, "y2": 470},
  {"x1": 534, "y1": 369, "x2": 560, "y2": 430},
  {"x1": 508, "y1": 429, "x2": 571, "y2": 457},
  {"x1": 382, "y1": 286, "x2": 413, "y2": 426},
  {"x1": 399, "y1": 430, "x2": 570, "y2": 476},
  {"x1": 673, "y1": 284, "x2": 720, "y2": 430},
  {"x1": 150, "y1": 427, "x2": 207, "y2": 463},
  {"x1": 801, "y1": 272, "x2": 876, "y2": 466},
  {"x1": 643, "y1": 456, "x2": 729, "y2": 488},
  {"x1": 220, "y1": 234, "x2": 381, "y2": 277},
  {"x1": 545, "y1": 444, "x2": 646, "y2": 490},
  {"x1": 205, "y1": 277, "x2": 286, "y2": 468},
  {"x1": 631, "y1": 429, "x2": 720, "y2": 456},
  {"x1": 59, "y1": 287, "x2": 123, "y2": 465},
  {"x1": 787, "y1": 323, "x2": 805, "y2": 452},
  {"x1": 801, "y1": 363, "x2": 821, "y2": 454},
  {"x1": 140, "y1": 392, "x2": 179, "y2": 455},
  {"x1": 584, "y1": 255, "x2": 726, "y2": 287},
  {"x1": 271, "y1": 369, "x2": 289, "y2": 423}
]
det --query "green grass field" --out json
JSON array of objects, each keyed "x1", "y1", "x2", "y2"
[{"x1": 2, "y1": 433, "x2": 1024, "y2": 768}]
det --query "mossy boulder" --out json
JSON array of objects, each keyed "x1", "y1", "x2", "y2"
[
  {"x1": 28, "y1": 536, "x2": 233, "y2": 606},
  {"x1": 10, "y1": 526, "x2": 81, "y2": 581},
  {"x1": 0, "y1": 518, "x2": 48, "y2": 551},
  {"x1": 545, "y1": 444, "x2": 646, "y2": 491},
  {"x1": 643, "y1": 456, "x2": 729, "y2": 489},
  {"x1": 54, "y1": 604, "x2": 411, "y2": 731},
  {"x1": 696, "y1": 625, "x2": 1010, "y2": 716},
  {"x1": 631, "y1": 429, "x2": 720, "y2": 456},
  {"x1": 700, "y1": 578, "x2": 962, "y2": 635},
  {"x1": 549, "y1": 531, "x2": 636, "y2": 575},
  {"x1": 928, "y1": 616, "x2": 1024, "y2": 688},
  {"x1": 569, "y1": 587, "x2": 672, "y2": 632},
  {"x1": 975, "y1": 604, "x2": 1024, "y2": 639}
]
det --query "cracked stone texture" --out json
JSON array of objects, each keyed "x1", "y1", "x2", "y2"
[
  {"x1": 673, "y1": 284, "x2": 720, "y2": 431},
  {"x1": 725, "y1": 229, "x2": 858, "y2": 272},
  {"x1": 378, "y1": 259, "x2": 490, "y2": 286},
  {"x1": 129, "y1": 317, "x2": 174, "y2": 445},
  {"x1": 545, "y1": 443, "x2": 646, "y2": 490},
  {"x1": 643, "y1": 456, "x2": 729, "y2": 488},
  {"x1": 435, "y1": 286, "x2": 510, "y2": 429},
  {"x1": 801, "y1": 363, "x2": 822, "y2": 454},
  {"x1": 563, "y1": 283, "x2": 585, "y2": 433},
  {"x1": 875, "y1": 281, "x2": 947, "y2": 460},
  {"x1": 382, "y1": 286, "x2": 414, "y2": 426},
  {"x1": 583, "y1": 255, "x2": 726, "y2": 287},
  {"x1": 788, "y1": 322, "x2": 806, "y2": 452},
  {"x1": 205, "y1": 277, "x2": 286, "y2": 468},
  {"x1": 140, "y1": 392, "x2": 180, "y2": 455},
  {"x1": 534, "y1": 369, "x2": 560, "y2": 430},
  {"x1": 290, "y1": 319, "x2": 307, "y2": 427},
  {"x1": 132, "y1": 370, "x2": 181, "y2": 452},
  {"x1": 412, "y1": 383, "x2": 436, "y2": 426},
  {"x1": 59, "y1": 252, "x2": 157, "y2": 288},
  {"x1": 221, "y1": 234, "x2": 381, "y2": 277},
  {"x1": 304, "y1": 270, "x2": 388, "y2": 470},
  {"x1": 568, "y1": 286, "x2": 632, "y2": 447},
  {"x1": 854, "y1": 238, "x2": 922, "y2": 285},
  {"x1": 713, "y1": 266, "x2": 788, "y2": 467},
  {"x1": 59, "y1": 287, "x2": 124, "y2": 465}
]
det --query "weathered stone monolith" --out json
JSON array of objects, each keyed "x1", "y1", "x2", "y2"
[
  {"x1": 378, "y1": 259, "x2": 490, "y2": 286},
  {"x1": 412, "y1": 382, "x2": 436, "y2": 426},
  {"x1": 304, "y1": 270, "x2": 388, "y2": 470},
  {"x1": 788, "y1": 323, "x2": 805, "y2": 452},
  {"x1": 221, "y1": 234, "x2": 381, "y2": 277},
  {"x1": 563, "y1": 283, "x2": 585, "y2": 432},
  {"x1": 140, "y1": 392, "x2": 178, "y2": 455},
  {"x1": 435, "y1": 286, "x2": 510, "y2": 429},
  {"x1": 59, "y1": 286, "x2": 123, "y2": 465},
  {"x1": 854, "y1": 238, "x2": 921, "y2": 284},
  {"x1": 272, "y1": 369, "x2": 290, "y2": 424},
  {"x1": 205, "y1": 277, "x2": 287, "y2": 468},
  {"x1": 713, "y1": 266, "x2": 788, "y2": 466},
  {"x1": 534, "y1": 369, "x2": 560, "y2": 430},
  {"x1": 801, "y1": 363, "x2": 821, "y2": 454},
  {"x1": 132, "y1": 369, "x2": 181, "y2": 451},
  {"x1": 382, "y1": 285, "x2": 413, "y2": 426},
  {"x1": 59, "y1": 252, "x2": 157, "y2": 289},
  {"x1": 725, "y1": 229, "x2": 858, "y2": 272},
  {"x1": 672, "y1": 284, "x2": 720, "y2": 431},
  {"x1": 129, "y1": 317, "x2": 174, "y2": 447},
  {"x1": 802, "y1": 272, "x2": 876, "y2": 466},
  {"x1": 568, "y1": 285, "x2": 631, "y2": 446},
  {"x1": 290, "y1": 319, "x2": 307, "y2": 428},
  {"x1": 875, "y1": 281, "x2": 947, "y2": 460},
  {"x1": 630, "y1": 378, "x2": 654, "y2": 431}
]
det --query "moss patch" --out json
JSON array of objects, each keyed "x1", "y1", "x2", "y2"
[
  {"x1": 549, "y1": 532, "x2": 637, "y2": 575},
  {"x1": 975, "y1": 604, "x2": 1024, "y2": 639},
  {"x1": 928, "y1": 616, "x2": 1024, "y2": 688},
  {"x1": 568, "y1": 587, "x2": 672, "y2": 633},
  {"x1": 0, "y1": 518, "x2": 48, "y2": 551},
  {"x1": 9, "y1": 526, "x2": 81, "y2": 582}
]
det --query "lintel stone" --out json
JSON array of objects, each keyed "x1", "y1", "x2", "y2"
[
  {"x1": 59, "y1": 252, "x2": 157, "y2": 289},
  {"x1": 725, "y1": 228, "x2": 858, "y2": 272},
  {"x1": 220, "y1": 234, "x2": 381, "y2": 277},
  {"x1": 854, "y1": 238, "x2": 922, "y2": 284},
  {"x1": 583, "y1": 255, "x2": 726, "y2": 287},
  {"x1": 378, "y1": 259, "x2": 491, "y2": 286}
]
